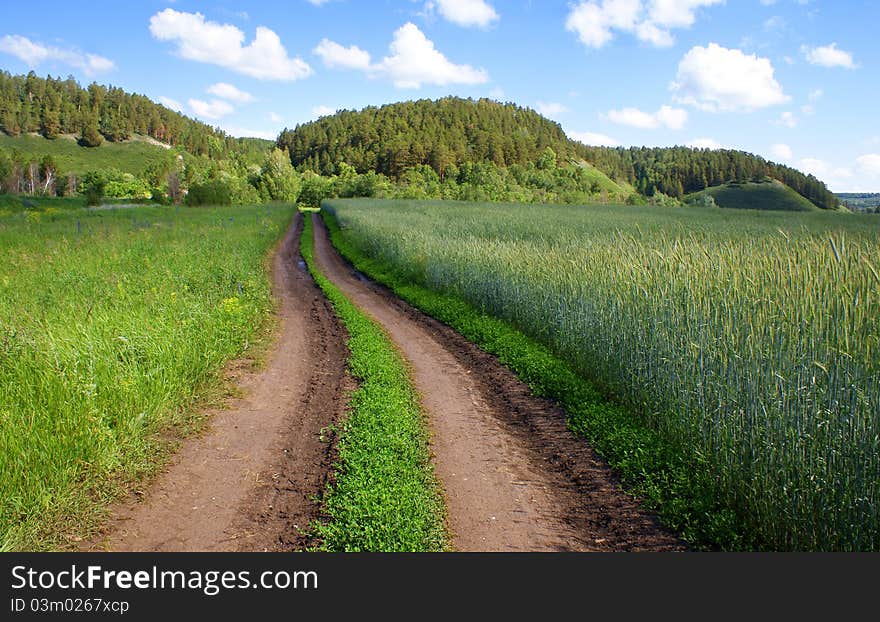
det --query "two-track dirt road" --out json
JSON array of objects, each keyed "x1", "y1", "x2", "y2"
[
  {"x1": 89, "y1": 214, "x2": 349, "y2": 552},
  {"x1": 310, "y1": 214, "x2": 682, "y2": 552},
  {"x1": 92, "y1": 213, "x2": 682, "y2": 552}
]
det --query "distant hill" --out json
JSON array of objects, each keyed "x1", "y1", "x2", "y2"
[
  {"x1": 0, "y1": 71, "x2": 267, "y2": 159},
  {"x1": 277, "y1": 97, "x2": 840, "y2": 210},
  {"x1": 277, "y1": 97, "x2": 582, "y2": 177},
  {"x1": 837, "y1": 193, "x2": 880, "y2": 213},
  {"x1": 687, "y1": 179, "x2": 821, "y2": 212}
]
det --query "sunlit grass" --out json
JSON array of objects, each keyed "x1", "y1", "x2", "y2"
[
  {"x1": 0, "y1": 202, "x2": 293, "y2": 550},
  {"x1": 324, "y1": 198, "x2": 880, "y2": 551}
]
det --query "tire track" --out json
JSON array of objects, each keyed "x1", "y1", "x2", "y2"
[
  {"x1": 87, "y1": 213, "x2": 350, "y2": 552},
  {"x1": 311, "y1": 213, "x2": 683, "y2": 552}
]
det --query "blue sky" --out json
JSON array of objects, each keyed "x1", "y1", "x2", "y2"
[{"x1": 0, "y1": 0, "x2": 878, "y2": 191}]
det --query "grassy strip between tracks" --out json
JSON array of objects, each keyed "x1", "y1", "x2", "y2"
[
  {"x1": 300, "y1": 215, "x2": 448, "y2": 552},
  {"x1": 320, "y1": 208, "x2": 742, "y2": 550}
]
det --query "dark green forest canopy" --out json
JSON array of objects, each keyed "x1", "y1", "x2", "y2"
[
  {"x1": 278, "y1": 96, "x2": 839, "y2": 210},
  {"x1": 0, "y1": 70, "x2": 252, "y2": 158}
]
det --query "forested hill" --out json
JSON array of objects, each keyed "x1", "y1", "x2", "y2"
[
  {"x1": 0, "y1": 71, "x2": 237, "y2": 156},
  {"x1": 278, "y1": 97, "x2": 580, "y2": 177},
  {"x1": 277, "y1": 97, "x2": 839, "y2": 211}
]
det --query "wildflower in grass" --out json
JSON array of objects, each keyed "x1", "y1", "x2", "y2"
[{"x1": 220, "y1": 296, "x2": 243, "y2": 314}]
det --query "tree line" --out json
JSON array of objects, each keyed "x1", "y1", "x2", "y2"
[
  {"x1": 278, "y1": 97, "x2": 839, "y2": 210},
  {"x1": 0, "y1": 75, "x2": 841, "y2": 211},
  {"x1": 0, "y1": 71, "x2": 240, "y2": 156}
]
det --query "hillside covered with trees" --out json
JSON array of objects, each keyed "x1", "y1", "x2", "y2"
[
  {"x1": 279, "y1": 97, "x2": 840, "y2": 211},
  {"x1": 0, "y1": 71, "x2": 238, "y2": 155},
  {"x1": 0, "y1": 74, "x2": 841, "y2": 211}
]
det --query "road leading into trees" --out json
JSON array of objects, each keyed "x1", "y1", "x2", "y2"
[
  {"x1": 311, "y1": 214, "x2": 683, "y2": 552},
  {"x1": 89, "y1": 213, "x2": 350, "y2": 552}
]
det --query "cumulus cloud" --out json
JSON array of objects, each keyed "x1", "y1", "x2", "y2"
[
  {"x1": 671, "y1": 43, "x2": 789, "y2": 112},
  {"x1": 206, "y1": 82, "x2": 255, "y2": 103},
  {"x1": 606, "y1": 105, "x2": 688, "y2": 129},
  {"x1": 776, "y1": 111, "x2": 797, "y2": 128},
  {"x1": 312, "y1": 105, "x2": 336, "y2": 117},
  {"x1": 317, "y1": 23, "x2": 488, "y2": 89},
  {"x1": 802, "y1": 43, "x2": 857, "y2": 69},
  {"x1": 0, "y1": 35, "x2": 114, "y2": 75},
  {"x1": 431, "y1": 0, "x2": 499, "y2": 28},
  {"x1": 314, "y1": 39, "x2": 372, "y2": 70},
  {"x1": 159, "y1": 96, "x2": 185, "y2": 112},
  {"x1": 378, "y1": 23, "x2": 488, "y2": 88},
  {"x1": 536, "y1": 101, "x2": 569, "y2": 119},
  {"x1": 565, "y1": 0, "x2": 723, "y2": 49},
  {"x1": 771, "y1": 143, "x2": 793, "y2": 161},
  {"x1": 223, "y1": 126, "x2": 277, "y2": 140},
  {"x1": 149, "y1": 9, "x2": 312, "y2": 81},
  {"x1": 857, "y1": 154, "x2": 880, "y2": 177},
  {"x1": 188, "y1": 98, "x2": 235, "y2": 120},
  {"x1": 688, "y1": 137, "x2": 722, "y2": 149},
  {"x1": 567, "y1": 130, "x2": 621, "y2": 147}
]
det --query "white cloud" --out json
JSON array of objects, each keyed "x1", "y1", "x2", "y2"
[
  {"x1": 802, "y1": 43, "x2": 856, "y2": 69},
  {"x1": 268, "y1": 112, "x2": 283, "y2": 123},
  {"x1": 433, "y1": 0, "x2": 499, "y2": 28},
  {"x1": 312, "y1": 105, "x2": 336, "y2": 117},
  {"x1": 776, "y1": 111, "x2": 797, "y2": 128},
  {"x1": 316, "y1": 24, "x2": 487, "y2": 88},
  {"x1": 536, "y1": 101, "x2": 569, "y2": 118},
  {"x1": 206, "y1": 82, "x2": 255, "y2": 104},
  {"x1": 565, "y1": 0, "x2": 723, "y2": 49},
  {"x1": 313, "y1": 39, "x2": 372, "y2": 70},
  {"x1": 567, "y1": 130, "x2": 621, "y2": 147},
  {"x1": 378, "y1": 23, "x2": 488, "y2": 88},
  {"x1": 149, "y1": 9, "x2": 312, "y2": 81},
  {"x1": 857, "y1": 154, "x2": 880, "y2": 177},
  {"x1": 688, "y1": 137, "x2": 722, "y2": 149},
  {"x1": 223, "y1": 126, "x2": 277, "y2": 140},
  {"x1": 188, "y1": 98, "x2": 235, "y2": 120},
  {"x1": 798, "y1": 157, "x2": 828, "y2": 178},
  {"x1": 671, "y1": 43, "x2": 789, "y2": 112},
  {"x1": 159, "y1": 96, "x2": 185, "y2": 112},
  {"x1": 606, "y1": 105, "x2": 687, "y2": 129},
  {"x1": 0, "y1": 34, "x2": 114, "y2": 76},
  {"x1": 770, "y1": 143, "x2": 793, "y2": 161}
]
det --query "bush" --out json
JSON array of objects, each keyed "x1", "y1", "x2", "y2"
[{"x1": 186, "y1": 180, "x2": 232, "y2": 206}]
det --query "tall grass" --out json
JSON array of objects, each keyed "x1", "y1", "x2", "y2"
[
  {"x1": 0, "y1": 203, "x2": 293, "y2": 550},
  {"x1": 324, "y1": 198, "x2": 880, "y2": 550}
]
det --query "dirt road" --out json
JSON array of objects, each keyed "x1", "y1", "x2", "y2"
[
  {"x1": 311, "y1": 214, "x2": 683, "y2": 552},
  {"x1": 90, "y1": 213, "x2": 349, "y2": 552}
]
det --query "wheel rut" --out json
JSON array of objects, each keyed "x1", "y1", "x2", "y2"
[
  {"x1": 311, "y1": 213, "x2": 684, "y2": 552},
  {"x1": 87, "y1": 213, "x2": 350, "y2": 552}
]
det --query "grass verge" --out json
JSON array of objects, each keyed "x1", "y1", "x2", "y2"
[
  {"x1": 0, "y1": 204, "x2": 292, "y2": 550},
  {"x1": 300, "y1": 214, "x2": 447, "y2": 552},
  {"x1": 320, "y1": 208, "x2": 744, "y2": 550}
]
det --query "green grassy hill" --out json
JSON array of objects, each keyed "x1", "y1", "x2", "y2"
[
  {"x1": 0, "y1": 133, "x2": 178, "y2": 177},
  {"x1": 569, "y1": 160, "x2": 630, "y2": 197},
  {"x1": 687, "y1": 179, "x2": 822, "y2": 212}
]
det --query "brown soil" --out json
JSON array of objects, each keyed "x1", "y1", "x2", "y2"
[
  {"x1": 311, "y1": 214, "x2": 684, "y2": 552},
  {"x1": 86, "y1": 213, "x2": 350, "y2": 552}
]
